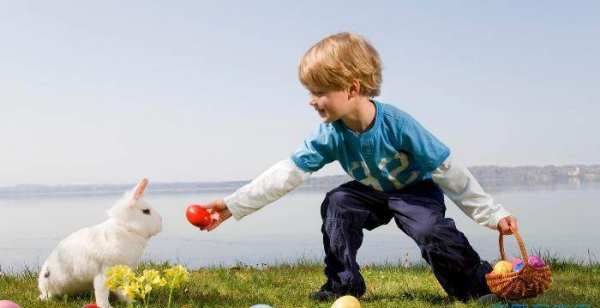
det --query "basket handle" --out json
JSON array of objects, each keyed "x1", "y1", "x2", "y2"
[{"x1": 498, "y1": 227, "x2": 529, "y2": 262}]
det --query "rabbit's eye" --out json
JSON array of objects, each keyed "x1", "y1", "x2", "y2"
[{"x1": 142, "y1": 209, "x2": 151, "y2": 215}]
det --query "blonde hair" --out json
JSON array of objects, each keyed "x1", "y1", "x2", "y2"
[{"x1": 299, "y1": 32, "x2": 382, "y2": 97}]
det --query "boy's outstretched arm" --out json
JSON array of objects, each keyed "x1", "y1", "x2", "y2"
[
  {"x1": 200, "y1": 159, "x2": 311, "y2": 231},
  {"x1": 431, "y1": 155, "x2": 518, "y2": 234}
]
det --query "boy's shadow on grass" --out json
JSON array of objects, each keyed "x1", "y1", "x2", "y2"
[
  {"x1": 364, "y1": 290, "x2": 449, "y2": 305},
  {"x1": 176, "y1": 290, "x2": 239, "y2": 306}
]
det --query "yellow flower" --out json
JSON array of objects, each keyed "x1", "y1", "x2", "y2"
[
  {"x1": 105, "y1": 265, "x2": 136, "y2": 291},
  {"x1": 125, "y1": 269, "x2": 166, "y2": 301},
  {"x1": 163, "y1": 265, "x2": 190, "y2": 289},
  {"x1": 164, "y1": 265, "x2": 190, "y2": 308},
  {"x1": 123, "y1": 280, "x2": 141, "y2": 300},
  {"x1": 106, "y1": 264, "x2": 187, "y2": 306},
  {"x1": 141, "y1": 269, "x2": 167, "y2": 288}
]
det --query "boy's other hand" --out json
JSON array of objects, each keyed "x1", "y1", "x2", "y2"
[
  {"x1": 199, "y1": 199, "x2": 232, "y2": 231},
  {"x1": 497, "y1": 216, "x2": 518, "y2": 235}
]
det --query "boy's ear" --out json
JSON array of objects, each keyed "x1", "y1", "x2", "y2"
[
  {"x1": 132, "y1": 178, "x2": 149, "y2": 201},
  {"x1": 348, "y1": 79, "x2": 361, "y2": 98}
]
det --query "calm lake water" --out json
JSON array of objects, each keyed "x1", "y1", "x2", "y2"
[{"x1": 1, "y1": 184, "x2": 599, "y2": 272}]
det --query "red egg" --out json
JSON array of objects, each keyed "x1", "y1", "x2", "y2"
[
  {"x1": 186, "y1": 204, "x2": 212, "y2": 228},
  {"x1": 82, "y1": 304, "x2": 99, "y2": 308}
]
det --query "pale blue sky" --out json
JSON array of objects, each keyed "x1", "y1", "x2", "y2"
[{"x1": 1, "y1": 1, "x2": 599, "y2": 185}]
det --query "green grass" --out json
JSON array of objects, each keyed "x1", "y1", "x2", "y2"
[{"x1": 1, "y1": 259, "x2": 598, "y2": 307}]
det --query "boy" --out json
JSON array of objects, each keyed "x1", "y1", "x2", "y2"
[{"x1": 199, "y1": 32, "x2": 518, "y2": 302}]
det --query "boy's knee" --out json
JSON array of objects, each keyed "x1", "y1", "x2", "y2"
[
  {"x1": 321, "y1": 189, "x2": 353, "y2": 218},
  {"x1": 411, "y1": 219, "x2": 467, "y2": 246},
  {"x1": 410, "y1": 224, "x2": 437, "y2": 243}
]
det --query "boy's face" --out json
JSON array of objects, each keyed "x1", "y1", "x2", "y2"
[{"x1": 308, "y1": 90, "x2": 352, "y2": 123}]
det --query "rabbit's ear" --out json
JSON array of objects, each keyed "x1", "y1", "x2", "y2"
[{"x1": 132, "y1": 178, "x2": 149, "y2": 201}]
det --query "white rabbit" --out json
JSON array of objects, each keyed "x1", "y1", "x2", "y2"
[{"x1": 38, "y1": 178, "x2": 162, "y2": 308}]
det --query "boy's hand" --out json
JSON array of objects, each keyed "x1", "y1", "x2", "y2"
[
  {"x1": 497, "y1": 216, "x2": 518, "y2": 235},
  {"x1": 199, "y1": 199, "x2": 232, "y2": 231}
]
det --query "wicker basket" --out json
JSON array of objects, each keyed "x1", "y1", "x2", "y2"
[{"x1": 485, "y1": 229, "x2": 552, "y2": 300}]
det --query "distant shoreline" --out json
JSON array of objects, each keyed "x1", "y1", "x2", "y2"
[{"x1": 1, "y1": 164, "x2": 599, "y2": 198}]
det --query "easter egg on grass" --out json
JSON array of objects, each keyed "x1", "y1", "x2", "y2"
[
  {"x1": 512, "y1": 258, "x2": 525, "y2": 272},
  {"x1": 492, "y1": 260, "x2": 513, "y2": 274},
  {"x1": 528, "y1": 255, "x2": 546, "y2": 268},
  {"x1": 331, "y1": 295, "x2": 361, "y2": 308},
  {"x1": 82, "y1": 304, "x2": 99, "y2": 308},
  {"x1": 186, "y1": 204, "x2": 212, "y2": 228},
  {"x1": 0, "y1": 300, "x2": 21, "y2": 308}
]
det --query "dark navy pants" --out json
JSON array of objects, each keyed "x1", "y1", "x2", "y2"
[{"x1": 320, "y1": 180, "x2": 492, "y2": 302}]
